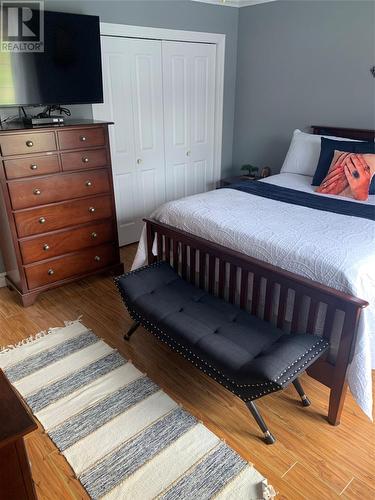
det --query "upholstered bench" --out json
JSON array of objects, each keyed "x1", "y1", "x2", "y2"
[{"x1": 115, "y1": 261, "x2": 329, "y2": 444}]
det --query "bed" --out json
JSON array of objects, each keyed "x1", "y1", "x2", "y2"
[{"x1": 132, "y1": 126, "x2": 375, "y2": 423}]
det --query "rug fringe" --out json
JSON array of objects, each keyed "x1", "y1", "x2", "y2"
[
  {"x1": 0, "y1": 328, "x2": 53, "y2": 354},
  {"x1": 0, "y1": 316, "x2": 84, "y2": 354},
  {"x1": 262, "y1": 479, "x2": 277, "y2": 499},
  {"x1": 64, "y1": 315, "x2": 83, "y2": 327}
]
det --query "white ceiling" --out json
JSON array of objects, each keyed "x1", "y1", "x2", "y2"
[{"x1": 191, "y1": 0, "x2": 278, "y2": 8}]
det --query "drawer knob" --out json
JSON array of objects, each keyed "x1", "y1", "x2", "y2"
[
  {"x1": 91, "y1": 231, "x2": 98, "y2": 239},
  {"x1": 85, "y1": 180, "x2": 92, "y2": 187},
  {"x1": 94, "y1": 255, "x2": 101, "y2": 262},
  {"x1": 39, "y1": 217, "x2": 46, "y2": 224},
  {"x1": 30, "y1": 164, "x2": 38, "y2": 170},
  {"x1": 43, "y1": 244, "x2": 50, "y2": 251},
  {"x1": 47, "y1": 269, "x2": 54, "y2": 276},
  {"x1": 82, "y1": 157, "x2": 89, "y2": 163},
  {"x1": 136, "y1": 158, "x2": 142, "y2": 165},
  {"x1": 88, "y1": 206, "x2": 95, "y2": 213},
  {"x1": 33, "y1": 188, "x2": 41, "y2": 196},
  {"x1": 26, "y1": 140, "x2": 34, "y2": 147},
  {"x1": 80, "y1": 135, "x2": 87, "y2": 142}
]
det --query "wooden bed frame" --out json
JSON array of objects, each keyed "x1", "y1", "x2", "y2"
[{"x1": 144, "y1": 125, "x2": 373, "y2": 425}]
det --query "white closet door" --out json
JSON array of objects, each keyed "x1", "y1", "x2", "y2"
[
  {"x1": 162, "y1": 41, "x2": 216, "y2": 201},
  {"x1": 93, "y1": 37, "x2": 165, "y2": 245}
]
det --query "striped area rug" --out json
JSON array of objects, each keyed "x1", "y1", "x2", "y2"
[{"x1": 0, "y1": 321, "x2": 275, "y2": 499}]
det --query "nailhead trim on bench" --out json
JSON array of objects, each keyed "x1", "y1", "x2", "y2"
[{"x1": 274, "y1": 339, "x2": 326, "y2": 381}]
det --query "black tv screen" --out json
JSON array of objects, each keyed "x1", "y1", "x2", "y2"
[{"x1": 0, "y1": 11, "x2": 103, "y2": 106}]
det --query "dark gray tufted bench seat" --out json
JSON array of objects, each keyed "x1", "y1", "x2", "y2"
[{"x1": 115, "y1": 261, "x2": 329, "y2": 444}]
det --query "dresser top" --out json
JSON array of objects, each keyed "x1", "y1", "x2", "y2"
[{"x1": 0, "y1": 119, "x2": 113, "y2": 133}]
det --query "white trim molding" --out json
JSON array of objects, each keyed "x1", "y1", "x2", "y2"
[
  {"x1": 0, "y1": 272, "x2": 6, "y2": 288},
  {"x1": 99, "y1": 22, "x2": 225, "y2": 185},
  {"x1": 191, "y1": 0, "x2": 277, "y2": 7}
]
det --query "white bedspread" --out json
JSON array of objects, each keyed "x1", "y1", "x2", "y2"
[{"x1": 133, "y1": 173, "x2": 375, "y2": 419}]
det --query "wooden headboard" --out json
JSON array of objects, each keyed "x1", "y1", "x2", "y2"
[{"x1": 311, "y1": 125, "x2": 375, "y2": 141}]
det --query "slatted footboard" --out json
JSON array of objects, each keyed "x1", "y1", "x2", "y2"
[{"x1": 144, "y1": 218, "x2": 369, "y2": 425}]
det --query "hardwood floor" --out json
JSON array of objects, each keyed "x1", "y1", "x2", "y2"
[{"x1": 0, "y1": 243, "x2": 374, "y2": 499}]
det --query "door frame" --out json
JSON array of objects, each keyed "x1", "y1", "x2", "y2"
[{"x1": 99, "y1": 22, "x2": 225, "y2": 183}]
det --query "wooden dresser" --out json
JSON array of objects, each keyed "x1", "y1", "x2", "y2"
[{"x1": 0, "y1": 120, "x2": 123, "y2": 306}]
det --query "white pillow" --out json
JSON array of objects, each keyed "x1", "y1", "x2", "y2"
[{"x1": 280, "y1": 129, "x2": 359, "y2": 177}]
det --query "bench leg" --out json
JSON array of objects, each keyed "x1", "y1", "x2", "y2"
[
  {"x1": 246, "y1": 401, "x2": 276, "y2": 445},
  {"x1": 124, "y1": 321, "x2": 140, "y2": 341},
  {"x1": 292, "y1": 378, "x2": 311, "y2": 407}
]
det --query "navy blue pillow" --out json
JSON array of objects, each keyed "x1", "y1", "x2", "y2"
[{"x1": 312, "y1": 138, "x2": 375, "y2": 194}]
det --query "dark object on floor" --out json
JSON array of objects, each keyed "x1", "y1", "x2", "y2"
[
  {"x1": 141, "y1": 218, "x2": 368, "y2": 427},
  {"x1": 116, "y1": 262, "x2": 329, "y2": 444},
  {"x1": 0, "y1": 370, "x2": 38, "y2": 498}
]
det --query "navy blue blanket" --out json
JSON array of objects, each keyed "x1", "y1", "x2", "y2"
[{"x1": 226, "y1": 181, "x2": 375, "y2": 221}]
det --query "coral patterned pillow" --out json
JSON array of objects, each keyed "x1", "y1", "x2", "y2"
[{"x1": 316, "y1": 150, "x2": 375, "y2": 201}]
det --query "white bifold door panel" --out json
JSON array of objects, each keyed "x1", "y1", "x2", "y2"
[
  {"x1": 94, "y1": 36, "x2": 216, "y2": 245},
  {"x1": 162, "y1": 41, "x2": 216, "y2": 201},
  {"x1": 93, "y1": 37, "x2": 165, "y2": 245}
]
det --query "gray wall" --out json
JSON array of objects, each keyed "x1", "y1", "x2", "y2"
[
  {"x1": 0, "y1": 0, "x2": 239, "y2": 273},
  {"x1": 233, "y1": 0, "x2": 375, "y2": 174}
]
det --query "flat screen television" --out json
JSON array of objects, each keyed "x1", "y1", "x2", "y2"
[{"x1": 0, "y1": 11, "x2": 103, "y2": 107}]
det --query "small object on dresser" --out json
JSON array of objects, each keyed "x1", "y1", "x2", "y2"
[{"x1": 240, "y1": 163, "x2": 259, "y2": 179}]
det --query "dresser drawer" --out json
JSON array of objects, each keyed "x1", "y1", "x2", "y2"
[
  {"x1": 25, "y1": 243, "x2": 117, "y2": 289},
  {"x1": 0, "y1": 132, "x2": 56, "y2": 156},
  {"x1": 4, "y1": 154, "x2": 60, "y2": 179},
  {"x1": 61, "y1": 148, "x2": 108, "y2": 171},
  {"x1": 20, "y1": 220, "x2": 116, "y2": 264},
  {"x1": 58, "y1": 127, "x2": 105, "y2": 150},
  {"x1": 9, "y1": 169, "x2": 110, "y2": 210},
  {"x1": 15, "y1": 195, "x2": 113, "y2": 237}
]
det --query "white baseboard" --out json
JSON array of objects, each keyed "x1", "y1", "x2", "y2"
[{"x1": 0, "y1": 272, "x2": 6, "y2": 288}]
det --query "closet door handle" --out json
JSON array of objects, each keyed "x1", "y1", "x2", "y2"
[
  {"x1": 186, "y1": 150, "x2": 191, "y2": 157},
  {"x1": 136, "y1": 158, "x2": 142, "y2": 165}
]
